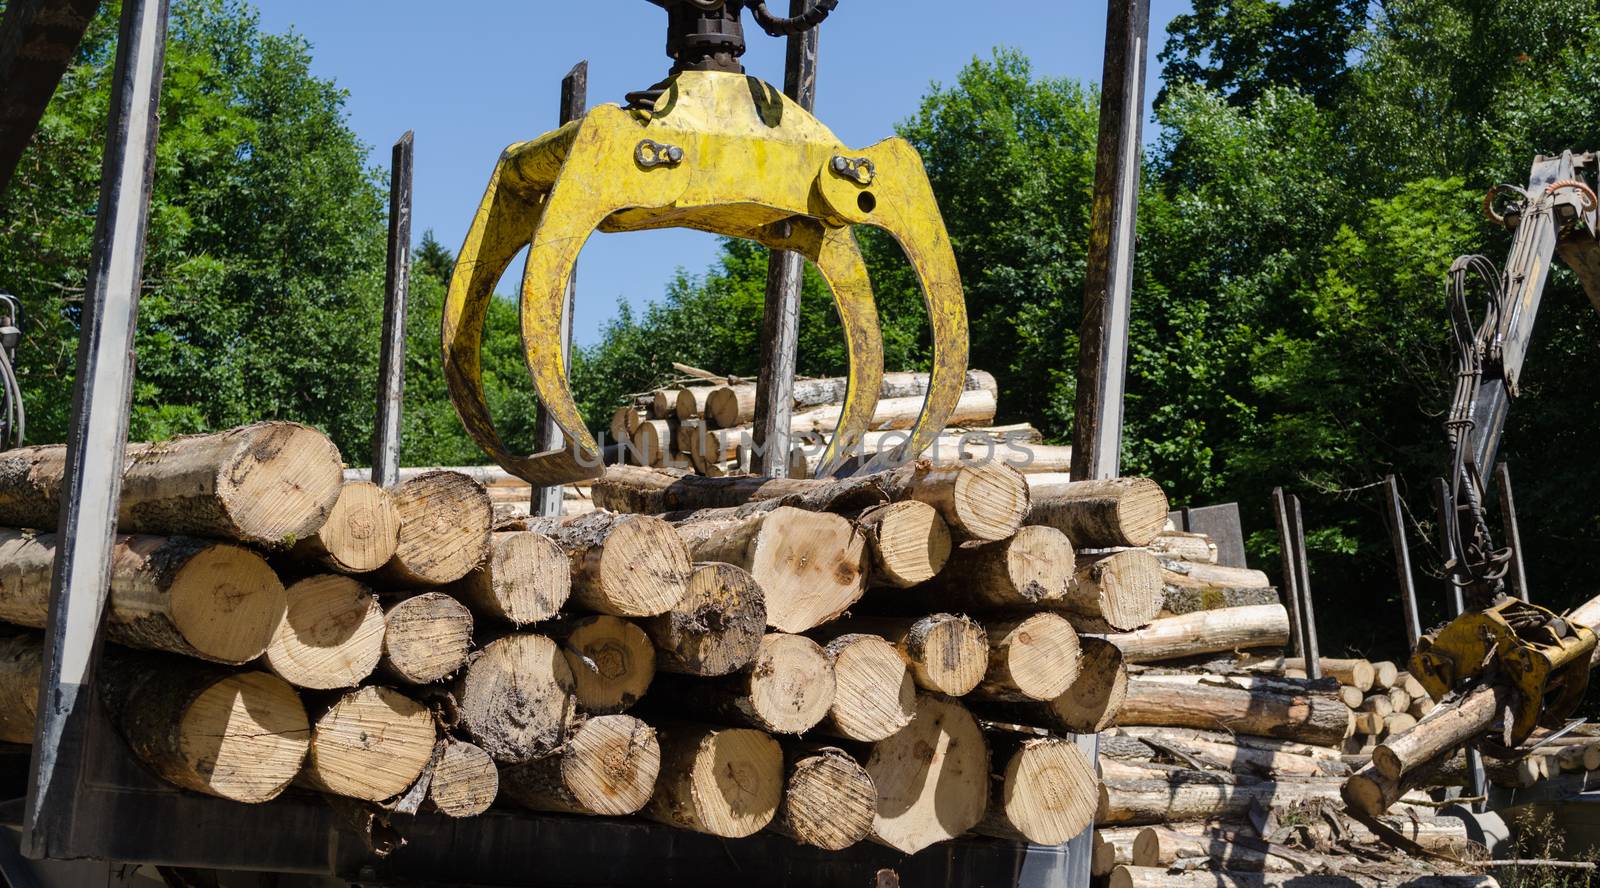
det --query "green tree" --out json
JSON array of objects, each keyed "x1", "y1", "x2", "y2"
[{"x1": 1159, "y1": 0, "x2": 1368, "y2": 108}]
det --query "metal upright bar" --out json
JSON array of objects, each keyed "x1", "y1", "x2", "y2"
[
  {"x1": 371, "y1": 131, "x2": 413, "y2": 488},
  {"x1": 1382, "y1": 475, "x2": 1423, "y2": 650},
  {"x1": 1494, "y1": 462, "x2": 1528, "y2": 602},
  {"x1": 532, "y1": 61, "x2": 589, "y2": 515},
  {"x1": 23, "y1": 0, "x2": 168, "y2": 858},
  {"x1": 1432, "y1": 477, "x2": 1488, "y2": 808},
  {"x1": 1271, "y1": 488, "x2": 1308, "y2": 659},
  {"x1": 751, "y1": 0, "x2": 820, "y2": 478},
  {"x1": 1288, "y1": 495, "x2": 1322, "y2": 680},
  {"x1": 1063, "y1": 1, "x2": 1151, "y2": 884}
]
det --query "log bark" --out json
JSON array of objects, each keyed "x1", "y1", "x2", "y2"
[
  {"x1": 1106, "y1": 605, "x2": 1292, "y2": 664},
  {"x1": 653, "y1": 633, "x2": 835, "y2": 734},
  {"x1": 0, "y1": 529, "x2": 286, "y2": 664},
  {"x1": 547, "y1": 615, "x2": 656, "y2": 714},
  {"x1": 264, "y1": 575, "x2": 384, "y2": 690},
  {"x1": 920, "y1": 525, "x2": 1075, "y2": 610},
  {"x1": 676, "y1": 507, "x2": 865, "y2": 633},
  {"x1": 1147, "y1": 531, "x2": 1218, "y2": 564},
  {"x1": 302, "y1": 686, "x2": 436, "y2": 802},
  {"x1": 1343, "y1": 755, "x2": 1460, "y2": 817},
  {"x1": 99, "y1": 652, "x2": 311, "y2": 804},
  {"x1": 1109, "y1": 867, "x2": 1496, "y2": 888},
  {"x1": 675, "y1": 386, "x2": 716, "y2": 420},
  {"x1": 1094, "y1": 828, "x2": 1141, "y2": 877},
  {"x1": 643, "y1": 722, "x2": 783, "y2": 837},
  {"x1": 381, "y1": 592, "x2": 474, "y2": 684},
  {"x1": 640, "y1": 562, "x2": 765, "y2": 676},
  {"x1": 1064, "y1": 550, "x2": 1164, "y2": 631},
  {"x1": 501, "y1": 714, "x2": 661, "y2": 816},
  {"x1": 974, "y1": 636, "x2": 1129, "y2": 733},
  {"x1": 788, "y1": 389, "x2": 998, "y2": 438},
  {"x1": 523, "y1": 512, "x2": 691, "y2": 618},
  {"x1": 593, "y1": 464, "x2": 887, "y2": 515},
  {"x1": 425, "y1": 737, "x2": 499, "y2": 818},
  {"x1": 872, "y1": 459, "x2": 1029, "y2": 542},
  {"x1": 446, "y1": 531, "x2": 570, "y2": 626},
  {"x1": 773, "y1": 743, "x2": 877, "y2": 851},
  {"x1": 1160, "y1": 561, "x2": 1277, "y2": 615},
  {"x1": 1133, "y1": 827, "x2": 1314, "y2": 872},
  {"x1": 289, "y1": 481, "x2": 399, "y2": 574},
  {"x1": 1027, "y1": 477, "x2": 1169, "y2": 548},
  {"x1": 1241, "y1": 655, "x2": 1376, "y2": 692},
  {"x1": 1115, "y1": 676, "x2": 1352, "y2": 746},
  {"x1": 975, "y1": 734, "x2": 1099, "y2": 845},
  {"x1": 706, "y1": 370, "x2": 1000, "y2": 429},
  {"x1": 865, "y1": 695, "x2": 990, "y2": 854},
  {"x1": 453, "y1": 633, "x2": 577, "y2": 763},
  {"x1": 972, "y1": 613, "x2": 1081, "y2": 703},
  {"x1": 0, "y1": 634, "x2": 40, "y2": 743},
  {"x1": 1131, "y1": 818, "x2": 1476, "y2": 863},
  {"x1": 376, "y1": 470, "x2": 494, "y2": 586},
  {"x1": 858, "y1": 501, "x2": 950, "y2": 588},
  {"x1": 1372, "y1": 683, "x2": 1509, "y2": 782},
  {"x1": 823, "y1": 614, "x2": 990, "y2": 697},
  {"x1": 0, "y1": 422, "x2": 343, "y2": 547},
  {"x1": 1096, "y1": 774, "x2": 1348, "y2": 826},
  {"x1": 819, "y1": 633, "x2": 916, "y2": 742}
]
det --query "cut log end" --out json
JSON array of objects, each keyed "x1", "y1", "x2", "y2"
[
  {"x1": 592, "y1": 515, "x2": 692, "y2": 617},
  {"x1": 209, "y1": 423, "x2": 346, "y2": 546},
  {"x1": 558, "y1": 616, "x2": 656, "y2": 714},
  {"x1": 455, "y1": 633, "x2": 577, "y2": 764},
  {"x1": 860, "y1": 501, "x2": 951, "y2": 588},
  {"x1": 980, "y1": 612, "x2": 1081, "y2": 702},
  {"x1": 1000, "y1": 525, "x2": 1076, "y2": 603},
  {"x1": 428, "y1": 739, "x2": 499, "y2": 818},
  {"x1": 1072, "y1": 549, "x2": 1164, "y2": 631},
  {"x1": 987, "y1": 737, "x2": 1098, "y2": 845},
  {"x1": 908, "y1": 614, "x2": 990, "y2": 697},
  {"x1": 746, "y1": 633, "x2": 836, "y2": 734},
  {"x1": 292, "y1": 481, "x2": 400, "y2": 573},
  {"x1": 165, "y1": 540, "x2": 289, "y2": 665},
  {"x1": 264, "y1": 575, "x2": 384, "y2": 690},
  {"x1": 779, "y1": 747, "x2": 876, "y2": 850},
  {"x1": 942, "y1": 460, "x2": 1030, "y2": 542},
  {"x1": 722, "y1": 507, "x2": 866, "y2": 633},
  {"x1": 380, "y1": 471, "x2": 494, "y2": 586},
  {"x1": 452, "y1": 531, "x2": 571, "y2": 626},
  {"x1": 642, "y1": 562, "x2": 766, "y2": 677},
  {"x1": 824, "y1": 634, "x2": 916, "y2": 742},
  {"x1": 179, "y1": 670, "x2": 310, "y2": 804},
  {"x1": 648, "y1": 724, "x2": 783, "y2": 838},
  {"x1": 306, "y1": 686, "x2": 436, "y2": 802},
  {"x1": 566, "y1": 714, "x2": 662, "y2": 815},
  {"x1": 383, "y1": 592, "x2": 474, "y2": 684},
  {"x1": 866, "y1": 695, "x2": 989, "y2": 854}
]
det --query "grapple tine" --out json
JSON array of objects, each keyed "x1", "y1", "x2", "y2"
[{"x1": 808, "y1": 227, "x2": 884, "y2": 477}]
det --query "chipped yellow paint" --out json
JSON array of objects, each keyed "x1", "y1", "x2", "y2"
[{"x1": 443, "y1": 70, "x2": 969, "y2": 484}]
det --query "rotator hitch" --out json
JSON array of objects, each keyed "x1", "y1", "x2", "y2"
[{"x1": 442, "y1": 0, "x2": 970, "y2": 485}]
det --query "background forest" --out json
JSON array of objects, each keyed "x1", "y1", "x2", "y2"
[{"x1": 3, "y1": 0, "x2": 1599, "y2": 655}]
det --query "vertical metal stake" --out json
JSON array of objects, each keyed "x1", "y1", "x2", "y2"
[
  {"x1": 24, "y1": 0, "x2": 168, "y2": 858},
  {"x1": 1382, "y1": 475, "x2": 1423, "y2": 651},
  {"x1": 1432, "y1": 478, "x2": 1488, "y2": 808},
  {"x1": 1271, "y1": 488, "x2": 1307, "y2": 659},
  {"x1": 371, "y1": 131, "x2": 413, "y2": 488},
  {"x1": 1289, "y1": 495, "x2": 1322, "y2": 680},
  {"x1": 751, "y1": 0, "x2": 820, "y2": 478},
  {"x1": 1494, "y1": 462, "x2": 1528, "y2": 602},
  {"x1": 532, "y1": 61, "x2": 588, "y2": 515},
  {"x1": 1063, "y1": 2, "x2": 1151, "y2": 884}
]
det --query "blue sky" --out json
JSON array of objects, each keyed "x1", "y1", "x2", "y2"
[{"x1": 254, "y1": 1, "x2": 1189, "y2": 346}]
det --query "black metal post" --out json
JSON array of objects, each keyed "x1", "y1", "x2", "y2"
[
  {"x1": 24, "y1": 0, "x2": 168, "y2": 858},
  {"x1": 1382, "y1": 475, "x2": 1423, "y2": 650},
  {"x1": 1271, "y1": 488, "x2": 1307, "y2": 659},
  {"x1": 1289, "y1": 495, "x2": 1322, "y2": 680},
  {"x1": 1070, "y1": 0, "x2": 1151, "y2": 482},
  {"x1": 751, "y1": 0, "x2": 820, "y2": 478},
  {"x1": 1432, "y1": 478, "x2": 1488, "y2": 808},
  {"x1": 1494, "y1": 462, "x2": 1528, "y2": 602},
  {"x1": 532, "y1": 61, "x2": 589, "y2": 515},
  {"x1": 372, "y1": 131, "x2": 413, "y2": 488}
]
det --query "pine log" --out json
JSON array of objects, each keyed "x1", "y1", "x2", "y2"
[
  {"x1": 264, "y1": 575, "x2": 384, "y2": 690},
  {"x1": 819, "y1": 633, "x2": 916, "y2": 742},
  {"x1": 501, "y1": 714, "x2": 660, "y2": 816},
  {"x1": 593, "y1": 464, "x2": 888, "y2": 515},
  {"x1": 447, "y1": 531, "x2": 570, "y2": 626},
  {"x1": 706, "y1": 384, "x2": 758, "y2": 429},
  {"x1": 1115, "y1": 676, "x2": 1352, "y2": 745},
  {"x1": 1147, "y1": 531, "x2": 1218, "y2": 564},
  {"x1": 302, "y1": 686, "x2": 436, "y2": 802},
  {"x1": 675, "y1": 386, "x2": 716, "y2": 421},
  {"x1": 1360, "y1": 695, "x2": 1395, "y2": 717},
  {"x1": 640, "y1": 562, "x2": 765, "y2": 676},
  {"x1": 381, "y1": 592, "x2": 474, "y2": 684},
  {"x1": 376, "y1": 470, "x2": 494, "y2": 587},
  {"x1": 873, "y1": 459, "x2": 1029, "y2": 542},
  {"x1": 634, "y1": 419, "x2": 675, "y2": 465},
  {"x1": 610, "y1": 406, "x2": 642, "y2": 446},
  {"x1": 1110, "y1": 727, "x2": 1347, "y2": 762},
  {"x1": 1384, "y1": 713, "x2": 1418, "y2": 737},
  {"x1": 644, "y1": 722, "x2": 783, "y2": 837},
  {"x1": 972, "y1": 613, "x2": 1081, "y2": 703},
  {"x1": 656, "y1": 633, "x2": 835, "y2": 734},
  {"x1": 0, "y1": 529, "x2": 286, "y2": 664},
  {"x1": 788, "y1": 389, "x2": 998, "y2": 438},
  {"x1": 773, "y1": 743, "x2": 876, "y2": 850},
  {"x1": 1339, "y1": 685, "x2": 1364, "y2": 709},
  {"x1": 974, "y1": 636, "x2": 1129, "y2": 733},
  {"x1": 0, "y1": 422, "x2": 343, "y2": 547},
  {"x1": 1095, "y1": 828, "x2": 1141, "y2": 877},
  {"x1": 824, "y1": 614, "x2": 989, "y2": 697},
  {"x1": 1131, "y1": 818, "x2": 1476, "y2": 863},
  {"x1": 1131, "y1": 672, "x2": 1338, "y2": 696},
  {"x1": 425, "y1": 737, "x2": 499, "y2": 817},
  {"x1": 858, "y1": 501, "x2": 950, "y2": 588},
  {"x1": 785, "y1": 426, "x2": 1049, "y2": 478},
  {"x1": 1027, "y1": 477, "x2": 1169, "y2": 548},
  {"x1": 1242, "y1": 655, "x2": 1376, "y2": 692},
  {"x1": 1096, "y1": 775, "x2": 1348, "y2": 826},
  {"x1": 289, "y1": 481, "x2": 399, "y2": 574},
  {"x1": 1109, "y1": 867, "x2": 1496, "y2": 888},
  {"x1": 920, "y1": 525, "x2": 1075, "y2": 610},
  {"x1": 453, "y1": 633, "x2": 577, "y2": 763},
  {"x1": 548, "y1": 615, "x2": 656, "y2": 714},
  {"x1": 523, "y1": 512, "x2": 691, "y2": 618},
  {"x1": 1127, "y1": 731, "x2": 1346, "y2": 778},
  {"x1": 0, "y1": 634, "x2": 40, "y2": 743},
  {"x1": 676, "y1": 507, "x2": 864, "y2": 633},
  {"x1": 1132, "y1": 827, "x2": 1312, "y2": 872},
  {"x1": 1371, "y1": 683, "x2": 1509, "y2": 782},
  {"x1": 1160, "y1": 562, "x2": 1277, "y2": 615},
  {"x1": 1064, "y1": 550, "x2": 1164, "y2": 631},
  {"x1": 1372, "y1": 660, "x2": 1400, "y2": 690},
  {"x1": 704, "y1": 370, "x2": 999, "y2": 429},
  {"x1": 975, "y1": 735, "x2": 1098, "y2": 845},
  {"x1": 865, "y1": 695, "x2": 990, "y2": 854},
  {"x1": 1106, "y1": 605, "x2": 1292, "y2": 664}
]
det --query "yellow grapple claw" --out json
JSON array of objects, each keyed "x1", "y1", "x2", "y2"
[{"x1": 443, "y1": 70, "x2": 969, "y2": 485}]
